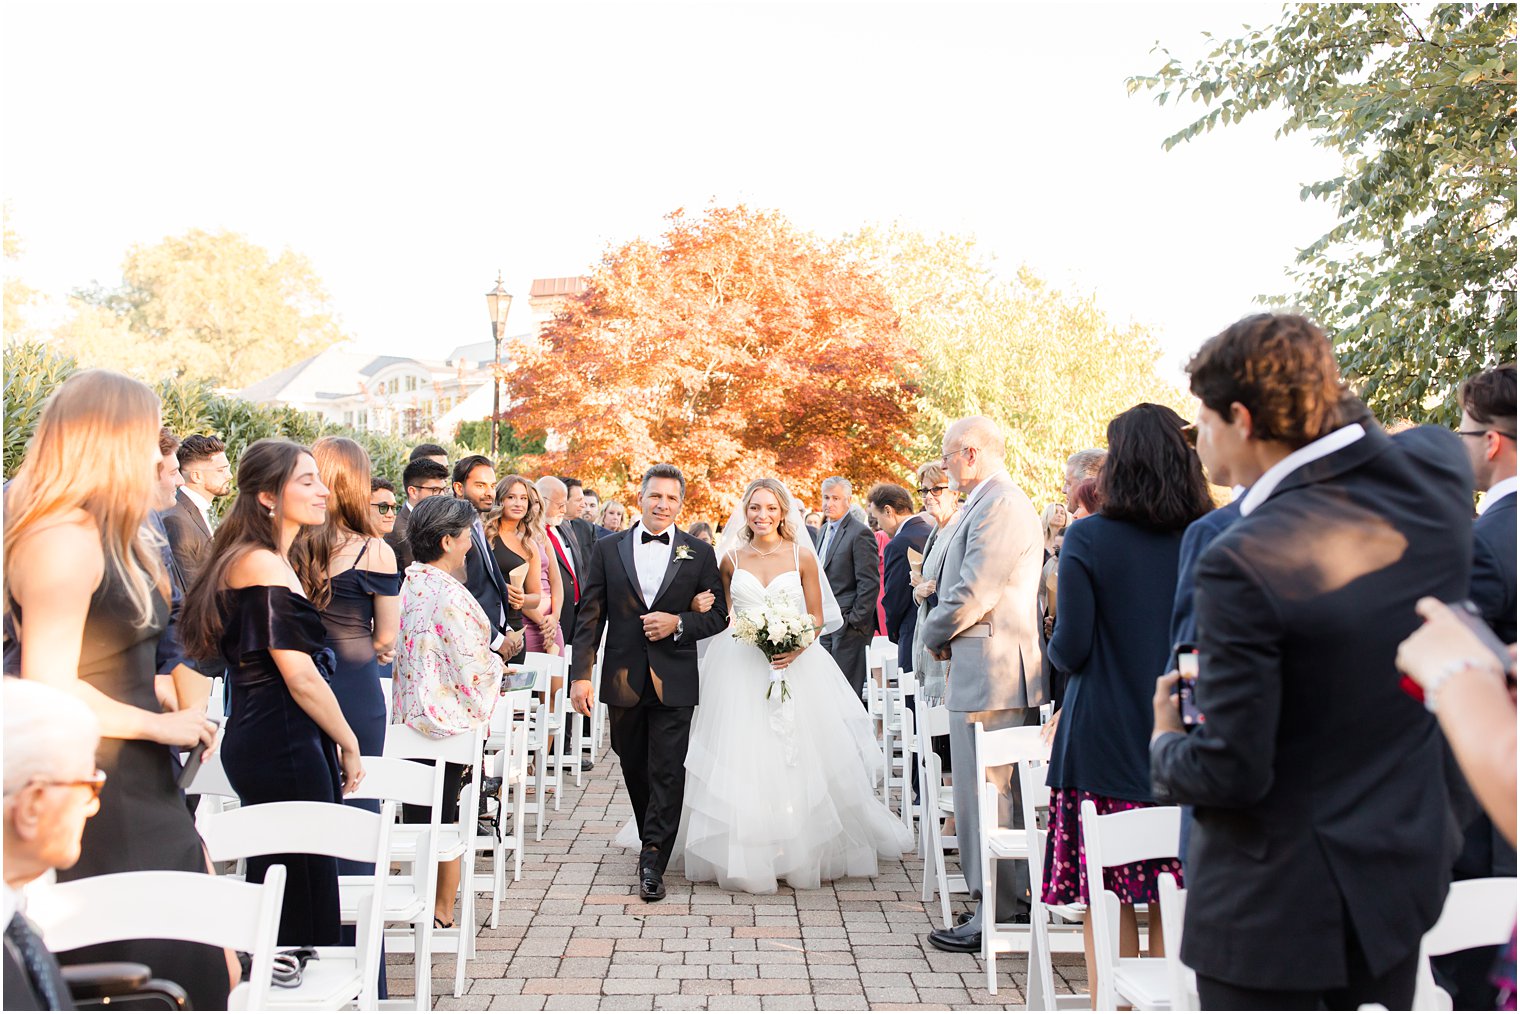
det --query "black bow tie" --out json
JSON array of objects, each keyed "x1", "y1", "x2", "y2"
[{"x1": 641, "y1": 530, "x2": 670, "y2": 545}]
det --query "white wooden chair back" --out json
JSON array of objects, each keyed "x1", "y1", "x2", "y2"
[
  {"x1": 379, "y1": 676, "x2": 394, "y2": 721},
  {"x1": 916, "y1": 702, "x2": 964, "y2": 928},
  {"x1": 1080, "y1": 799, "x2": 1182, "y2": 1010},
  {"x1": 384, "y1": 721, "x2": 479, "y2": 765},
  {"x1": 1414, "y1": 877, "x2": 1519, "y2": 1010},
  {"x1": 522, "y1": 651, "x2": 556, "y2": 694},
  {"x1": 1157, "y1": 873, "x2": 1198, "y2": 1011},
  {"x1": 29, "y1": 867, "x2": 286, "y2": 1012}
]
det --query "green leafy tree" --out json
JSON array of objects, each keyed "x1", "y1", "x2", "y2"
[
  {"x1": 1129, "y1": 3, "x2": 1517, "y2": 423},
  {"x1": 61, "y1": 228, "x2": 348, "y2": 389},
  {"x1": 3, "y1": 208, "x2": 40, "y2": 344},
  {"x1": 844, "y1": 225, "x2": 1189, "y2": 504},
  {"x1": 454, "y1": 419, "x2": 547, "y2": 474}
]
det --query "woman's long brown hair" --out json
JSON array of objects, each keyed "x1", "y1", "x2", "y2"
[{"x1": 292, "y1": 436, "x2": 375, "y2": 610}]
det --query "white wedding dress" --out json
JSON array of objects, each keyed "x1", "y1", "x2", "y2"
[{"x1": 613, "y1": 553, "x2": 913, "y2": 893}]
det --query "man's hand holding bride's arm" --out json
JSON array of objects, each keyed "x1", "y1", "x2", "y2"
[{"x1": 676, "y1": 546, "x2": 731, "y2": 644}]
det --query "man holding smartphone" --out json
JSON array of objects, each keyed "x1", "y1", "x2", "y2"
[{"x1": 1147, "y1": 314, "x2": 1473, "y2": 1011}]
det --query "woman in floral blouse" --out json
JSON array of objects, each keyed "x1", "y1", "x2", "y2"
[{"x1": 394, "y1": 494, "x2": 504, "y2": 927}]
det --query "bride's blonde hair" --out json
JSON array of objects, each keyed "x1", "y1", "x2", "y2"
[{"x1": 739, "y1": 477, "x2": 799, "y2": 544}]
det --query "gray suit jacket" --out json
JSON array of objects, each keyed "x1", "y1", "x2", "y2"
[
  {"x1": 920, "y1": 471, "x2": 1045, "y2": 712},
  {"x1": 159, "y1": 488, "x2": 212, "y2": 588},
  {"x1": 813, "y1": 512, "x2": 881, "y2": 633}
]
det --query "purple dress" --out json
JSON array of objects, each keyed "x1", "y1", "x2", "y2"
[{"x1": 523, "y1": 545, "x2": 563, "y2": 654}]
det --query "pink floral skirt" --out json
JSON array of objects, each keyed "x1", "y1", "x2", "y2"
[{"x1": 1040, "y1": 787, "x2": 1183, "y2": 906}]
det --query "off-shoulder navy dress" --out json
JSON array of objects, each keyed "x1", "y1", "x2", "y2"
[{"x1": 219, "y1": 584, "x2": 343, "y2": 946}]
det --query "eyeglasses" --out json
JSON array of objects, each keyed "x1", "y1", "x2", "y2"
[
  {"x1": 371, "y1": 503, "x2": 399, "y2": 516},
  {"x1": 410, "y1": 484, "x2": 448, "y2": 496},
  {"x1": 1457, "y1": 429, "x2": 1517, "y2": 441},
  {"x1": 940, "y1": 446, "x2": 972, "y2": 466},
  {"x1": 29, "y1": 770, "x2": 108, "y2": 802},
  {"x1": 917, "y1": 484, "x2": 951, "y2": 498},
  {"x1": 1181, "y1": 424, "x2": 1199, "y2": 448}
]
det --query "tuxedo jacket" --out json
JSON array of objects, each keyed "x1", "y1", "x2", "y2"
[
  {"x1": 463, "y1": 520, "x2": 510, "y2": 640},
  {"x1": 882, "y1": 514, "x2": 931, "y2": 671},
  {"x1": 1471, "y1": 489, "x2": 1516, "y2": 643},
  {"x1": 548, "y1": 522, "x2": 583, "y2": 650},
  {"x1": 1150, "y1": 424, "x2": 1472, "y2": 989},
  {"x1": 386, "y1": 503, "x2": 413, "y2": 571},
  {"x1": 570, "y1": 527, "x2": 727, "y2": 708},
  {"x1": 813, "y1": 514, "x2": 881, "y2": 635},
  {"x1": 159, "y1": 488, "x2": 212, "y2": 588}
]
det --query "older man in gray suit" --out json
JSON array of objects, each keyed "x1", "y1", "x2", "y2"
[{"x1": 920, "y1": 415, "x2": 1046, "y2": 953}]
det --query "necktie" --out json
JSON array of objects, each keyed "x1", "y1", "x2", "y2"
[
  {"x1": 641, "y1": 530, "x2": 670, "y2": 545},
  {"x1": 7, "y1": 912, "x2": 67, "y2": 1010},
  {"x1": 819, "y1": 522, "x2": 838, "y2": 562}
]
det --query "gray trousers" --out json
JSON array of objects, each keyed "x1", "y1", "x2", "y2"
[{"x1": 948, "y1": 705, "x2": 1039, "y2": 933}]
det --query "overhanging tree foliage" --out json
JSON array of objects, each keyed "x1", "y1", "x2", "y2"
[{"x1": 1129, "y1": 3, "x2": 1516, "y2": 423}]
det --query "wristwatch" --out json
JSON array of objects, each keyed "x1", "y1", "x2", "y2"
[{"x1": 675, "y1": 618, "x2": 685, "y2": 642}]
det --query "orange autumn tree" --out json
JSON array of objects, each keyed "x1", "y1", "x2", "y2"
[{"x1": 506, "y1": 206, "x2": 919, "y2": 521}]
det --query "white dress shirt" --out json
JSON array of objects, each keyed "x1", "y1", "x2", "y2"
[
  {"x1": 1479, "y1": 475, "x2": 1517, "y2": 515},
  {"x1": 1238, "y1": 423, "x2": 1366, "y2": 517},
  {"x1": 181, "y1": 485, "x2": 215, "y2": 533},
  {"x1": 631, "y1": 521, "x2": 673, "y2": 606}
]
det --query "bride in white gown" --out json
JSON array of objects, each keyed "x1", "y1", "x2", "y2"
[{"x1": 615, "y1": 478, "x2": 912, "y2": 893}]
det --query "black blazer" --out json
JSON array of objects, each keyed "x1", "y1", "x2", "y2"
[
  {"x1": 1150, "y1": 424, "x2": 1473, "y2": 990},
  {"x1": 463, "y1": 520, "x2": 510, "y2": 640},
  {"x1": 1470, "y1": 489, "x2": 1516, "y2": 643},
  {"x1": 570, "y1": 527, "x2": 727, "y2": 708},
  {"x1": 159, "y1": 488, "x2": 212, "y2": 587},
  {"x1": 386, "y1": 502, "x2": 413, "y2": 572},
  {"x1": 565, "y1": 516, "x2": 597, "y2": 563},
  {"x1": 549, "y1": 523, "x2": 583, "y2": 650},
  {"x1": 882, "y1": 514, "x2": 930, "y2": 671},
  {"x1": 813, "y1": 513, "x2": 881, "y2": 634}
]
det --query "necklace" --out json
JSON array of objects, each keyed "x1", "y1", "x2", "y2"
[{"x1": 748, "y1": 539, "x2": 785, "y2": 558}]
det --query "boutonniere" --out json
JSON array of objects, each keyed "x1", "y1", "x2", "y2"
[{"x1": 674, "y1": 544, "x2": 695, "y2": 562}]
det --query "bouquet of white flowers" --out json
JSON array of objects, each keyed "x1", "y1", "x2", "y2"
[{"x1": 731, "y1": 592, "x2": 819, "y2": 702}]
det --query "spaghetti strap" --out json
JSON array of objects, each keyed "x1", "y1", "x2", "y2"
[
  {"x1": 353, "y1": 537, "x2": 371, "y2": 570},
  {"x1": 793, "y1": 540, "x2": 799, "y2": 570}
]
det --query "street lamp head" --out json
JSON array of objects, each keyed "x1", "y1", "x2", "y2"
[{"x1": 485, "y1": 271, "x2": 513, "y2": 329}]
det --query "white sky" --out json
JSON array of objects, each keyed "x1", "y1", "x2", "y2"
[{"x1": 2, "y1": 1, "x2": 1342, "y2": 382}]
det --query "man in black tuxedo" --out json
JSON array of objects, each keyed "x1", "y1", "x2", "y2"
[
  {"x1": 868, "y1": 482, "x2": 932, "y2": 674},
  {"x1": 160, "y1": 434, "x2": 230, "y2": 588},
  {"x1": 812, "y1": 477, "x2": 880, "y2": 702},
  {"x1": 570, "y1": 465, "x2": 727, "y2": 902},
  {"x1": 1150, "y1": 314, "x2": 1472, "y2": 1010},
  {"x1": 453, "y1": 455, "x2": 523, "y2": 661},
  {"x1": 389, "y1": 457, "x2": 449, "y2": 571}
]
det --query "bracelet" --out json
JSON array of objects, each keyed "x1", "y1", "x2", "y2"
[{"x1": 1424, "y1": 657, "x2": 1504, "y2": 714}]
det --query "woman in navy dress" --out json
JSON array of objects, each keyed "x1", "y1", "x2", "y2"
[{"x1": 182, "y1": 438, "x2": 366, "y2": 947}]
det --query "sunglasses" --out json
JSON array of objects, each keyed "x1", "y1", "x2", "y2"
[
  {"x1": 371, "y1": 503, "x2": 399, "y2": 516},
  {"x1": 917, "y1": 484, "x2": 951, "y2": 498},
  {"x1": 1457, "y1": 428, "x2": 1517, "y2": 441}
]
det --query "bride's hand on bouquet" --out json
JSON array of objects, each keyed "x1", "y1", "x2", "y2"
[
  {"x1": 690, "y1": 590, "x2": 715, "y2": 613},
  {"x1": 770, "y1": 648, "x2": 803, "y2": 669}
]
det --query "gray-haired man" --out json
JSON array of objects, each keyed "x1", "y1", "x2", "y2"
[{"x1": 812, "y1": 477, "x2": 881, "y2": 703}]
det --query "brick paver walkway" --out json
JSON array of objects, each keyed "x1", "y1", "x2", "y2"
[{"x1": 386, "y1": 749, "x2": 1089, "y2": 1010}]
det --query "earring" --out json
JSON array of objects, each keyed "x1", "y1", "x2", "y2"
[{"x1": 268, "y1": 506, "x2": 276, "y2": 518}]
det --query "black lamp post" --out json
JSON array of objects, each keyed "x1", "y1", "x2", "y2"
[{"x1": 485, "y1": 271, "x2": 513, "y2": 457}]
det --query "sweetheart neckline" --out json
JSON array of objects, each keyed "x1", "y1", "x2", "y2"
[{"x1": 732, "y1": 567, "x2": 802, "y2": 592}]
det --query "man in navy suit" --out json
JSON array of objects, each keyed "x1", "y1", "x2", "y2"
[
  {"x1": 867, "y1": 482, "x2": 931, "y2": 674},
  {"x1": 1435, "y1": 363, "x2": 1518, "y2": 1008}
]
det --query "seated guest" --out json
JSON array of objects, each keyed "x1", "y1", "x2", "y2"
[
  {"x1": 181, "y1": 438, "x2": 365, "y2": 947},
  {"x1": 1043, "y1": 404, "x2": 1211, "y2": 982},
  {"x1": 4, "y1": 679, "x2": 104, "y2": 1012},
  {"x1": 370, "y1": 477, "x2": 398, "y2": 541},
  {"x1": 408, "y1": 442, "x2": 449, "y2": 469},
  {"x1": 389, "y1": 458, "x2": 450, "y2": 571},
  {"x1": 394, "y1": 494, "x2": 505, "y2": 927},
  {"x1": 161, "y1": 433, "x2": 232, "y2": 587},
  {"x1": 596, "y1": 500, "x2": 626, "y2": 538},
  {"x1": 686, "y1": 521, "x2": 715, "y2": 546},
  {"x1": 1150, "y1": 313, "x2": 1472, "y2": 1010}
]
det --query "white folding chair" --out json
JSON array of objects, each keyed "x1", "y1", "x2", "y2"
[
  {"x1": 917, "y1": 702, "x2": 966, "y2": 928},
  {"x1": 1081, "y1": 799, "x2": 1181, "y2": 1010},
  {"x1": 520, "y1": 652, "x2": 565, "y2": 831},
  {"x1": 187, "y1": 750, "x2": 242, "y2": 838},
  {"x1": 537, "y1": 650, "x2": 579, "y2": 796},
  {"x1": 199, "y1": 801, "x2": 394, "y2": 1011},
  {"x1": 972, "y1": 722, "x2": 1048, "y2": 995},
  {"x1": 477, "y1": 688, "x2": 532, "y2": 928},
  {"x1": 885, "y1": 672, "x2": 917, "y2": 827},
  {"x1": 1020, "y1": 754, "x2": 1089, "y2": 1010},
  {"x1": 28, "y1": 868, "x2": 286, "y2": 1012},
  {"x1": 379, "y1": 676, "x2": 394, "y2": 722},
  {"x1": 342, "y1": 755, "x2": 441, "y2": 1012},
  {"x1": 1414, "y1": 876, "x2": 1519, "y2": 1010},
  {"x1": 382, "y1": 723, "x2": 484, "y2": 998},
  {"x1": 1157, "y1": 873, "x2": 1197, "y2": 1012}
]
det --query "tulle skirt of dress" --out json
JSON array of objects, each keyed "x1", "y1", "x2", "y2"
[{"x1": 631, "y1": 632, "x2": 912, "y2": 893}]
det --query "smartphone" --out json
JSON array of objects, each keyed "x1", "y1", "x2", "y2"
[
  {"x1": 1175, "y1": 643, "x2": 1201, "y2": 728},
  {"x1": 176, "y1": 715, "x2": 223, "y2": 790},
  {"x1": 1399, "y1": 600, "x2": 1514, "y2": 704}
]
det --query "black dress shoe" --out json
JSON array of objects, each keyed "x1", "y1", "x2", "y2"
[
  {"x1": 580, "y1": 758, "x2": 595, "y2": 772},
  {"x1": 639, "y1": 870, "x2": 666, "y2": 902},
  {"x1": 928, "y1": 928, "x2": 980, "y2": 953},
  {"x1": 955, "y1": 912, "x2": 974, "y2": 927}
]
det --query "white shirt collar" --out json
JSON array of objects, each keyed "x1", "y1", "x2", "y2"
[
  {"x1": 181, "y1": 485, "x2": 212, "y2": 514},
  {"x1": 1238, "y1": 424, "x2": 1366, "y2": 517},
  {"x1": 3, "y1": 882, "x2": 19, "y2": 924},
  {"x1": 964, "y1": 469, "x2": 1010, "y2": 509},
  {"x1": 1479, "y1": 475, "x2": 1518, "y2": 515}
]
